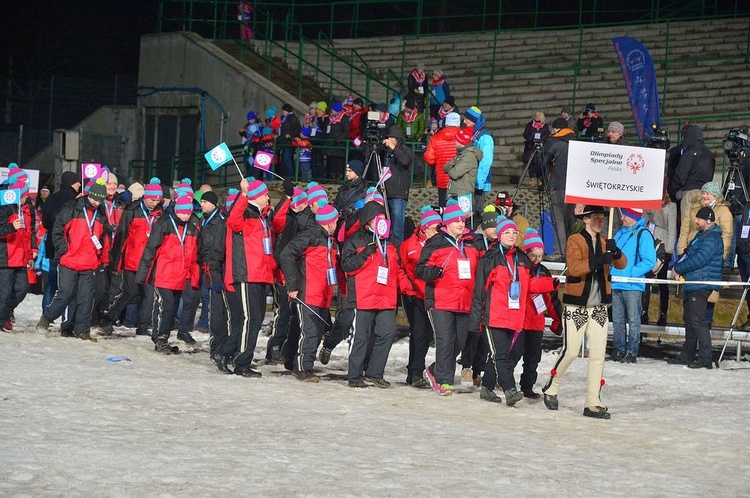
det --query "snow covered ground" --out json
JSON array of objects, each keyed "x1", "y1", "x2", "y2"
[{"x1": 2, "y1": 293, "x2": 749, "y2": 496}]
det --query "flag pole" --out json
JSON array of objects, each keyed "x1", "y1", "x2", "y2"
[{"x1": 230, "y1": 156, "x2": 244, "y2": 178}]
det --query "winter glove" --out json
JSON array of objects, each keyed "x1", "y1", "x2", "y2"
[
  {"x1": 598, "y1": 252, "x2": 614, "y2": 266},
  {"x1": 552, "y1": 278, "x2": 560, "y2": 289},
  {"x1": 283, "y1": 177, "x2": 295, "y2": 197},
  {"x1": 353, "y1": 198, "x2": 365, "y2": 211},
  {"x1": 605, "y1": 238, "x2": 617, "y2": 253},
  {"x1": 212, "y1": 282, "x2": 223, "y2": 294},
  {"x1": 363, "y1": 242, "x2": 378, "y2": 257},
  {"x1": 437, "y1": 267, "x2": 445, "y2": 279}
]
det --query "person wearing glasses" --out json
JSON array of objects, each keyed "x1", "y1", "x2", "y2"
[
  {"x1": 470, "y1": 216, "x2": 559, "y2": 406},
  {"x1": 542, "y1": 205, "x2": 627, "y2": 419}
]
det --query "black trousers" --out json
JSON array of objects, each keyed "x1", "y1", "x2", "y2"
[
  {"x1": 267, "y1": 282, "x2": 292, "y2": 352},
  {"x1": 322, "y1": 291, "x2": 354, "y2": 351},
  {"x1": 510, "y1": 331, "x2": 544, "y2": 392},
  {"x1": 427, "y1": 309, "x2": 468, "y2": 385},
  {"x1": 44, "y1": 265, "x2": 95, "y2": 335},
  {"x1": 296, "y1": 302, "x2": 329, "y2": 372},
  {"x1": 178, "y1": 279, "x2": 200, "y2": 334},
  {"x1": 223, "y1": 282, "x2": 266, "y2": 368},
  {"x1": 403, "y1": 295, "x2": 432, "y2": 379},
  {"x1": 0, "y1": 267, "x2": 29, "y2": 323},
  {"x1": 460, "y1": 329, "x2": 488, "y2": 378},
  {"x1": 104, "y1": 270, "x2": 154, "y2": 330},
  {"x1": 483, "y1": 327, "x2": 520, "y2": 392},
  {"x1": 681, "y1": 289, "x2": 713, "y2": 365},
  {"x1": 152, "y1": 287, "x2": 182, "y2": 340},
  {"x1": 208, "y1": 288, "x2": 229, "y2": 354}
]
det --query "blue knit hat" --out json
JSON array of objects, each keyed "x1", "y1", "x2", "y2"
[
  {"x1": 365, "y1": 187, "x2": 384, "y2": 205},
  {"x1": 265, "y1": 107, "x2": 277, "y2": 118},
  {"x1": 442, "y1": 199, "x2": 465, "y2": 224},
  {"x1": 464, "y1": 106, "x2": 482, "y2": 124},
  {"x1": 176, "y1": 178, "x2": 194, "y2": 199},
  {"x1": 306, "y1": 182, "x2": 328, "y2": 205},
  {"x1": 331, "y1": 101, "x2": 343, "y2": 113},
  {"x1": 143, "y1": 177, "x2": 163, "y2": 200},
  {"x1": 315, "y1": 199, "x2": 339, "y2": 225},
  {"x1": 496, "y1": 215, "x2": 518, "y2": 235},
  {"x1": 291, "y1": 188, "x2": 307, "y2": 209},
  {"x1": 523, "y1": 228, "x2": 544, "y2": 251},
  {"x1": 245, "y1": 176, "x2": 269, "y2": 201},
  {"x1": 420, "y1": 205, "x2": 441, "y2": 230},
  {"x1": 226, "y1": 188, "x2": 239, "y2": 208},
  {"x1": 174, "y1": 195, "x2": 193, "y2": 213},
  {"x1": 246, "y1": 111, "x2": 257, "y2": 121}
]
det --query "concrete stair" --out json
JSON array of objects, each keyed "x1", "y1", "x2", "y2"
[{"x1": 223, "y1": 18, "x2": 750, "y2": 183}]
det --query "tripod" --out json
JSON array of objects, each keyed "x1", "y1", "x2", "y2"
[
  {"x1": 361, "y1": 142, "x2": 391, "y2": 219},
  {"x1": 719, "y1": 161, "x2": 750, "y2": 365},
  {"x1": 513, "y1": 144, "x2": 560, "y2": 255}
]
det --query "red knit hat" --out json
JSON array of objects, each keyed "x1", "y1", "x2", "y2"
[{"x1": 456, "y1": 127, "x2": 474, "y2": 146}]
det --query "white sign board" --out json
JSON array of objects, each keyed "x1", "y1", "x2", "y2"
[
  {"x1": 0, "y1": 168, "x2": 40, "y2": 196},
  {"x1": 565, "y1": 141, "x2": 665, "y2": 210}
]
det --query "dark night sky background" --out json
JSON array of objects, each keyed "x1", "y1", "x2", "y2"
[{"x1": 1, "y1": 0, "x2": 156, "y2": 80}]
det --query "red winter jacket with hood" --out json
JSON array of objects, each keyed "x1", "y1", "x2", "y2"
[
  {"x1": 424, "y1": 125, "x2": 459, "y2": 189},
  {"x1": 52, "y1": 197, "x2": 108, "y2": 271},
  {"x1": 110, "y1": 199, "x2": 163, "y2": 272},
  {"x1": 0, "y1": 201, "x2": 35, "y2": 268},
  {"x1": 279, "y1": 223, "x2": 338, "y2": 309},
  {"x1": 225, "y1": 192, "x2": 277, "y2": 291}
]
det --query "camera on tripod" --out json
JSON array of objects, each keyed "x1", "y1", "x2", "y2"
[
  {"x1": 646, "y1": 124, "x2": 670, "y2": 150},
  {"x1": 363, "y1": 111, "x2": 387, "y2": 148},
  {"x1": 722, "y1": 127, "x2": 749, "y2": 162}
]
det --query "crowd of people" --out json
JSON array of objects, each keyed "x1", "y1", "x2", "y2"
[{"x1": 1, "y1": 64, "x2": 739, "y2": 421}]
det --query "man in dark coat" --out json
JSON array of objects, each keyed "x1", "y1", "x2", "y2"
[
  {"x1": 382, "y1": 125, "x2": 415, "y2": 244},
  {"x1": 279, "y1": 103, "x2": 302, "y2": 178}
]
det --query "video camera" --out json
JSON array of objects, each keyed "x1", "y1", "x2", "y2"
[
  {"x1": 646, "y1": 125, "x2": 671, "y2": 150},
  {"x1": 722, "y1": 127, "x2": 750, "y2": 163},
  {"x1": 363, "y1": 111, "x2": 387, "y2": 146}
]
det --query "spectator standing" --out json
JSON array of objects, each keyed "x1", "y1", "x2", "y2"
[
  {"x1": 382, "y1": 125, "x2": 415, "y2": 245},
  {"x1": 237, "y1": 0, "x2": 253, "y2": 41},
  {"x1": 464, "y1": 106, "x2": 494, "y2": 217},
  {"x1": 443, "y1": 127, "x2": 481, "y2": 201},
  {"x1": 605, "y1": 121, "x2": 628, "y2": 145},
  {"x1": 436, "y1": 96, "x2": 459, "y2": 129},
  {"x1": 669, "y1": 207, "x2": 723, "y2": 369},
  {"x1": 397, "y1": 100, "x2": 425, "y2": 143},
  {"x1": 542, "y1": 205, "x2": 627, "y2": 419},
  {"x1": 642, "y1": 190, "x2": 677, "y2": 326},
  {"x1": 292, "y1": 128, "x2": 313, "y2": 181},
  {"x1": 326, "y1": 101, "x2": 350, "y2": 180},
  {"x1": 521, "y1": 111, "x2": 550, "y2": 167},
  {"x1": 667, "y1": 124, "x2": 715, "y2": 218},
  {"x1": 428, "y1": 69, "x2": 451, "y2": 120},
  {"x1": 609, "y1": 208, "x2": 657, "y2": 363},
  {"x1": 424, "y1": 112, "x2": 460, "y2": 207},
  {"x1": 279, "y1": 103, "x2": 302, "y2": 178},
  {"x1": 406, "y1": 63, "x2": 428, "y2": 113},
  {"x1": 560, "y1": 106, "x2": 575, "y2": 129},
  {"x1": 542, "y1": 117, "x2": 577, "y2": 257}
]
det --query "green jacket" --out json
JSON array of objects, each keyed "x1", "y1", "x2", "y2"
[{"x1": 444, "y1": 145, "x2": 482, "y2": 197}]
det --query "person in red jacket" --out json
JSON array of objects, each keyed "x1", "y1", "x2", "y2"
[
  {"x1": 221, "y1": 177, "x2": 276, "y2": 378},
  {"x1": 0, "y1": 170, "x2": 35, "y2": 331},
  {"x1": 136, "y1": 195, "x2": 200, "y2": 354},
  {"x1": 416, "y1": 200, "x2": 480, "y2": 396},
  {"x1": 280, "y1": 200, "x2": 340, "y2": 382},
  {"x1": 514, "y1": 228, "x2": 562, "y2": 399},
  {"x1": 36, "y1": 180, "x2": 109, "y2": 340},
  {"x1": 469, "y1": 216, "x2": 559, "y2": 406},
  {"x1": 101, "y1": 178, "x2": 164, "y2": 335},
  {"x1": 400, "y1": 206, "x2": 441, "y2": 387},
  {"x1": 423, "y1": 112, "x2": 460, "y2": 207},
  {"x1": 340, "y1": 201, "x2": 405, "y2": 389},
  {"x1": 93, "y1": 171, "x2": 125, "y2": 327}
]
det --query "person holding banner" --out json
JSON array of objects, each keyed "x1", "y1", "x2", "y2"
[
  {"x1": 542, "y1": 205, "x2": 627, "y2": 419},
  {"x1": 382, "y1": 125, "x2": 415, "y2": 245},
  {"x1": 417, "y1": 200, "x2": 479, "y2": 396}
]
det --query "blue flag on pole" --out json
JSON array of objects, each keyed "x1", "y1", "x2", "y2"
[
  {"x1": 612, "y1": 37, "x2": 661, "y2": 141},
  {"x1": 0, "y1": 189, "x2": 21, "y2": 206},
  {"x1": 204, "y1": 142, "x2": 234, "y2": 171}
]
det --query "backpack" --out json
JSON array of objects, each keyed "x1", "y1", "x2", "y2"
[{"x1": 636, "y1": 228, "x2": 666, "y2": 275}]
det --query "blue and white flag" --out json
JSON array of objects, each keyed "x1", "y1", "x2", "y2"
[
  {"x1": 612, "y1": 37, "x2": 661, "y2": 141},
  {"x1": 204, "y1": 142, "x2": 234, "y2": 171},
  {"x1": 0, "y1": 189, "x2": 21, "y2": 206}
]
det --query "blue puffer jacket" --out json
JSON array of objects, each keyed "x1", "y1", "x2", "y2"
[
  {"x1": 674, "y1": 224, "x2": 723, "y2": 293},
  {"x1": 610, "y1": 218, "x2": 657, "y2": 292}
]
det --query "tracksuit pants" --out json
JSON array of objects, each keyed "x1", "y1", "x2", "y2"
[
  {"x1": 543, "y1": 304, "x2": 608, "y2": 409},
  {"x1": 223, "y1": 282, "x2": 266, "y2": 369},
  {"x1": 267, "y1": 282, "x2": 291, "y2": 353},
  {"x1": 402, "y1": 294, "x2": 432, "y2": 380},
  {"x1": 348, "y1": 309, "x2": 396, "y2": 382},
  {"x1": 43, "y1": 265, "x2": 95, "y2": 336},
  {"x1": 104, "y1": 270, "x2": 154, "y2": 331},
  {"x1": 483, "y1": 327, "x2": 520, "y2": 392},
  {"x1": 177, "y1": 279, "x2": 200, "y2": 335},
  {"x1": 0, "y1": 267, "x2": 29, "y2": 323},
  {"x1": 460, "y1": 329, "x2": 488, "y2": 379},
  {"x1": 208, "y1": 288, "x2": 229, "y2": 355},
  {"x1": 152, "y1": 287, "x2": 182, "y2": 341},
  {"x1": 510, "y1": 330, "x2": 544, "y2": 392},
  {"x1": 322, "y1": 291, "x2": 354, "y2": 351},
  {"x1": 296, "y1": 302, "x2": 329, "y2": 372},
  {"x1": 427, "y1": 309, "x2": 468, "y2": 385}
]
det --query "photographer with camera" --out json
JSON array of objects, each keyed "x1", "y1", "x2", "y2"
[
  {"x1": 576, "y1": 103, "x2": 604, "y2": 140},
  {"x1": 382, "y1": 125, "x2": 415, "y2": 245},
  {"x1": 542, "y1": 117, "x2": 577, "y2": 258}
]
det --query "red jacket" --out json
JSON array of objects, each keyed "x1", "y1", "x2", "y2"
[
  {"x1": 423, "y1": 126, "x2": 459, "y2": 189},
  {"x1": 279, "y1": 224, "x2": 338, "y2": 309},
  {"x1": 52, "y1": 197, "x2": 108, "y2": 272},
  {"x1": 0, "y1": 203, "x2": 34, "y2": 268},
  {"x1": 523, "y1": 262, "x2": 563, "y2": 333},
  {"x1": 399, "y1": 228, "x2": 428, "y2": 300},
  {"x1": 469, "y1": 245, "x2": 558, "y2": 332},
  {"x1": 136, "y1": 211, "x2": 200, "y2": 291},
  {"x1": 111, "y1": 200, "x2": 163, "y2": 272},
  {"x1": 416, "y1": 229, "x2": 479, "y2": 313},
  {"x1": 340, "y1": 227, "x2": 405, "y2": 310},
  {"x1": 100, "y1": 196, "x2": 124, "y2": 267},
  {"x1": 225, "y1": 193, "x2": 276, "y2": 291}
]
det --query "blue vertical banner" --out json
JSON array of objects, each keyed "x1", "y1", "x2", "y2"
[{"x1": 612, "y1": 37, "x2": 661, "y2": 141}]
